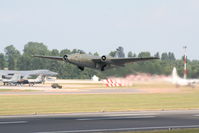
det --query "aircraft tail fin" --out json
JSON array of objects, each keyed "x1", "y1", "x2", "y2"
[
  {"x1": 11, "y1": 74, "x2": 21, "y2": 82},
  {"x1": 35, "y1": 75, "x2": 44, "y2": 83}
]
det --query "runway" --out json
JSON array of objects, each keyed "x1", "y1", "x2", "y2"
[
  {"x1": 0, "y1": 86, "x2": 142, "y2": 95},
  {"x1": 1, "y1": 110, "x2": 199, "y2": 133}
]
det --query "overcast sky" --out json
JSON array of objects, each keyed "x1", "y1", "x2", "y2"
[{"x1": 0, "y1": 0, "x2": 199, "y2": 59}]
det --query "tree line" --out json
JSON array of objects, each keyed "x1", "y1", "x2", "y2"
[{"x1": 0, "y1": 42, "x2": 199, "y2": 79}]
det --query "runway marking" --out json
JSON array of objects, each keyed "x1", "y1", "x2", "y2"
[
  {"x1": 102, "y1": 113, "x2": 155, "y2": 116},
  {"x1": 76, "y1": 115, "x2": 156, "y2": 121},
  {"x1": 36, "y1": 125, "x2": 199, "y2": 133},
  {"x1": 0, "y1": 121, "x2": 27, "y2": 125}
]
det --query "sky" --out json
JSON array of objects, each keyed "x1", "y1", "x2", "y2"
[{"x1": 0, "y1": 0, "x2": 199, "y2": 59}]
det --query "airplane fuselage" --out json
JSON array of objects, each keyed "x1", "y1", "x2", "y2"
[
  {"x1": 67, "y1": 54, "x2": 96, "y2": 68},
  {"x1": 66, "y1": 54, "x2": 110, "y2": 70}
]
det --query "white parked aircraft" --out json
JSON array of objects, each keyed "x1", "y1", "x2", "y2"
[
  {"x1": 2, "y1": 74, "x2": 45, "y2": 86},
  {"x1": 2, "y1": 73, "x2": 21, "y2": 86},
  {"x1": 28, "y1": 75, "x2": 44, "y2": 86},
  {"x1": 171, "y1": 67, "x2": 199, "y2": 87}
]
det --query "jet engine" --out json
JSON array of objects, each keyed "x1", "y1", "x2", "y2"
[
  {"x1": 63, "y1": 55, "x2": 69, "y2": 62},
  {"x1": 101, "y1": 55, "x2": 107, "y2": 62}
]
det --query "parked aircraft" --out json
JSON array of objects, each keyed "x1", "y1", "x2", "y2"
[
  {"x1": 28, "y1": 75, "x2": 44, "y2": 86},
  {"x1": 171, "y1": 67, "x2": 199, "y2": 87},
  {"x1": 2, "y1": 73, "x2": 21, "y2": 86},
  {"x1": 2, "y1": 74, "x2": 45, "y2": 86},
  {"x1": 0, "y1": 69, "x2": 57, "y2": 86},
  {"x1": 34, "y1": 53, "x2": 159, "y2": 71},
  {"x1": 0, "y1": 69, "x2": 58, "y2": 79}
]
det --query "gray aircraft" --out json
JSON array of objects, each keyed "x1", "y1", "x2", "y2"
[
  {"x1": 2, "y1": 74, "x2": 45, "y2": 86},
  {"x1": 2, "y1": 73, "x2": 21, "y2": 86},
  {"x1": 0, "y1": 69, "x2": 58, "y2": 86},
  {"x1": 34, "y1": 53, "x2": 159, "y2": 71},
  {"x1": 0, "y1": 69, "x2": 58, "y2": 79}
]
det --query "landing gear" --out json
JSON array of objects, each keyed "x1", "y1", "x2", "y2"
[
  {"x1": 78, "y1": 66, "x2": 84, "y2": 71},
  {"x1": 101, "y1": 65, "x2": 106, "y2": 71}
]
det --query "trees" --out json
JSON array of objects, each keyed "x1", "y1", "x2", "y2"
[
  {"x1": 60, "y1": 49, "x2": 71, "y2": 56},
  {"x1": 109, "y1": 51, "x2": 117, "y2": 57},
  {"x1": 93, "y1": 52, "x2": 99, "y2": 56},
  {"x1": 71, "y1": 49, "x2": 85, "y2": 54},
  {"x1": 161, "y1": 52, "x2": 175, "y2": 61},
  {"x1": 4, "y1": 45, "x2": 21, "y2": 70},
  {"x1": 22, "y1": 42, "x2": 49, "y2": 70},
  {"x1": 154, "y1": 52, "x2": 160, "y2": 58},
  {"x1": 168, "y1": 52, "x2": 176, "y2": 60},
  {"x1": 109, "y1": 46, "x2": 125, "y2": 58},
  {"x1": 138, "y1": 52, "x2": 151, "y2": 58},
  {"x1": 127, "y1": 51, "x2": 133, "y2": 57},
  {"x1": 0, "y1": 53, "x2": 5, "y2": 69},
  {"x1": 116, "y1": 46, "x2": 125, "y2": 57}
]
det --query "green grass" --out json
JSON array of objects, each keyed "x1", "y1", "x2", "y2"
[
  {"x1": 0, "y1": 92, "x2": 199, "y2": 115},
  {"x1": 116, "y1": 128, "x2": 199, "y2": 133}
]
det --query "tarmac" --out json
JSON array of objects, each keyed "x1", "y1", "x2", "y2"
[
  {"x1": 1, "y1": 110, "x2": 199, "y2": 133},
  {"x1": 0, "y1": 86, "x2": 142, "y2": 95}
]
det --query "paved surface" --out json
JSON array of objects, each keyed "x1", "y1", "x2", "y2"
[
  {"x1": 1, "y1": 110, "x2": 199, "y2": 133},
  {"x1": 0, "y1": 86, "x2": 142, "y2": 95}
]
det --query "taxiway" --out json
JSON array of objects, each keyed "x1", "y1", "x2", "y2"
[{"x1": 1, "y1": 110, "x2": 199, "y2": 133}]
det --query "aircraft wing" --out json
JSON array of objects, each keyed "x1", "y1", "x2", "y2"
[
  {"x1": 110, "y1": 57, "x2": 159, "y2": 64},
  {"x1": 93, "y1": 57, "x2": 159, "y2": 65},
  {"x1": 33, "y1": 55, "x2": 63, "y2": 61}
]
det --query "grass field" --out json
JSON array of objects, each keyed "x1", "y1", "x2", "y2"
[
  {"x1": 117, "y1": 128, "x2": 199, "y2": 133},
  {"x1": 0, "y1": 91, "x2": 199, "y2": 115}
]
